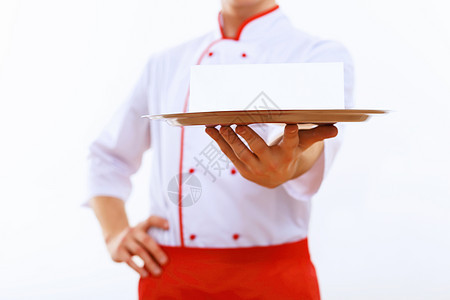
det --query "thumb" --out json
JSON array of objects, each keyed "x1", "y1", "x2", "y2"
[
  {"x1": 298, "y1": 125, "x2": 338, "y2": 150},
  {"x1": 141, "y1": 215, "x2": 169, "y2": 231}
]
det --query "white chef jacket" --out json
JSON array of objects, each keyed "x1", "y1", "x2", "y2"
[{"x1": 87, "y1": 6, "x2": 354, "y2": 248}]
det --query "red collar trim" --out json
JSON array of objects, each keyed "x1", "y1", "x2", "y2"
[{"x1": 218, "y1": 5, "x2": 280, "y2": 41}]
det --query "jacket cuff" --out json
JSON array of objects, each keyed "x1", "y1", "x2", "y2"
[{"x1": 281, "y1": 124, "x2": 344, "y2": 201}]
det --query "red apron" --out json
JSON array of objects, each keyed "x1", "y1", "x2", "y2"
[{"x1": 138, "y1": 238, "x2": 320, "y2": 299}]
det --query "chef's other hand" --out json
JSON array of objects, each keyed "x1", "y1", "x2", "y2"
[
  {"x1": 105, "y1": 215, "x2": 169, "y2": 277},
  {"x1": 205, "y1": 124, "x2": 338, "y2": 188}
]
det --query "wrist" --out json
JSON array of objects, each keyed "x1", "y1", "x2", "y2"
[{"x1": 103, "y1": 226, "x2": 128, "y2": 245}]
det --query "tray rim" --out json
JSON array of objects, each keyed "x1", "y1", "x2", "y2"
[{"x1": 142, "y1": 109, "x2": 389, "y2": 120}]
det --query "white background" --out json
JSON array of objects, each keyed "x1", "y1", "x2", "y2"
[{"x1": 0, "y1": 0, "x2": 449, "y2": 299}]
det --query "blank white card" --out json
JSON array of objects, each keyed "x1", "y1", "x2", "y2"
[{"x1": 189, "y1": 63, "x2": 344, "y2": 112}]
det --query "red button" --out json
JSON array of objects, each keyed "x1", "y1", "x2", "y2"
[
  {"x1": 232, "y1": 233, "x2": 240, "y2": 240},
  {"x1": 231, "y1": 168, "x2": 236, "y2": 175},
  {"x1": 190, "y1": 234, "x2": 196, "y2": 240},
  {"x1": 189, "y1": 168, "x2": 195, "y2": 174},
  {"x1": 241, "y1": 53, "x2": 247, "y2": 58},
  {"x1": 208, "y1": 52, "x2": 214, "y2": 57}
]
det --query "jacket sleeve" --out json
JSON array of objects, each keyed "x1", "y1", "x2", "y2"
[
  {"x1": 281, "y1": 40, "x2": 355, "y2": 201},
  {"x1": 84, "y1": 60, "x2": 152, "y2": 206}
]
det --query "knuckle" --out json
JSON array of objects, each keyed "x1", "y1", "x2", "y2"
[
  {"x1": 240, "y1": 170, "x2": 253, "y2": 181},
  {"x1": 245, "y1": 133, "x2": 257, "y2": 143},
  {"x1": 111, "y1": 255, "x2": 122, "y2": 263},
  {"x1": 252, "y1": 166, "x2": 265, "y2": 176},
  {"x1": 240, "y1": 172, "x2": 249, "y2": 180},
  {"x1": 238, "y1": 151, "x2": 252, "y2": 162},
  {"x1": 147, "y1": 215, "x2": 156, "y2": 223},
  {"x1": 221, "y1": 132, "x2": 230, "y2": 142},
  {"x1": 267, "y1": 164, "x2": 278, "y2": 173},
  {"x1": 267, "y1": 182, "x2": 279, "y2": 189},
  {"x1": 141, "y1": 234, "x2": 152, "y2": 244},
  {"x1": 136, "y1": 248, "x2": 145, "y2": 256},
  {"x1": 118, "y1": 235, "x2": 128, "y2": 246},
  {"x1": 240, "y1": 155, "x2": 251, "y2": 164},
  {"x1": 228, "y1": 155, "x2": 239, "y2": 164},
  {"x1": 146, "y1": 261, "x2": 161, "y2": 275},
  {"x1": 153, "y1": 249, "x2": 165, "y2": 260},
  {"x1": 136, "y1": 220, "x2": 147, "y2": 228},
  {"x1": 220, "y1": 127, "x2": 230, "y2": 137},
  {"x1": 284, "y1": 137, "x2": 297, "y2": 145},
  {"x1": 147, "y1": 242, "x2": 160, "y2": 254},
  {"x1": 216, "y1": 143, "x2": 227, "y2": 154},
  {"x1": 145, "y1": 256, "x2": 157, "y2": 266},
  {"x1": 228, "y1": 134, "x2": 238, "y2": 144},
  {"x1": 254, "y1": 144, "x2": 267, "y2": 155},
  {"x1": 125, "y1": 227, "x2": 134, "y2": 236},
  {"x1": 265, "y1": 160, "x2": 278, "y2": 171},
  {"x1": 255, "y1": 170, "x2": 265, "y2": 177},
  {"x1": 283, "y1": 151, "x2": 294, "y2": 162}
]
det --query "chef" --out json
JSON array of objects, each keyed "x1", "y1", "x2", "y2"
[{"x1": 87, "y1": 0, "x2": 354, "y2": 299}]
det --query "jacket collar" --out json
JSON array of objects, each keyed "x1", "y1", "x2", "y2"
[{"x1": 217, "y1": 5, "x2": 289, "y2": 41}]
